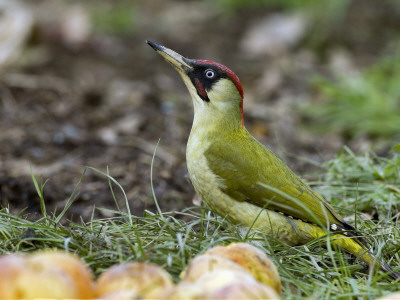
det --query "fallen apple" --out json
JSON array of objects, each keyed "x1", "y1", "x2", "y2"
[
  {"x1": 96, "y1": 262, "x2": 174, "y2": 298},
  {"x1": 205, "y1": 242, "x2": 281, "y2": 294},
  {"x1": 160, "y1": 282, "x2": 206, "y2": 300},
  {"x1": 181, "y1": 254, "x2": 249, "y2": 282}
]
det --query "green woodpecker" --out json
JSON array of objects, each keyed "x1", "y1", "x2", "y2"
[{"x1": 147, "y1": 40, "x2": 399, "y2": 280}]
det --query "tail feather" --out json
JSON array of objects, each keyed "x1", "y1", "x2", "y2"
[
  {"x1": 330, "y1": 232, "x2": 399, "y2": 280},
  {"x1": 292, "y1": 212, "x2": 398, "y2": 280},
  {"x1": 380, "y1": 261, "x2": 400, "y2": 281},
  {"x1": 329, "y1": 221, "x2": 400, "y2": 280},
  {"x1": 308, "y1": 221, "x2": 399, "y2": 280},
  {"x1": 334, "y1": 221, "x2": 369, "y2": 249}
]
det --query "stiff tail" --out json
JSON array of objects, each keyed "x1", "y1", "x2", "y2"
[
  {"x1": 301, "y1": 220, "x2": 400, "y2": 280},
  {"x1": 328, "y1": 232, "x2": 400, "y2": 280},
  {"x1": 381, "y1": 261, "x2": 400, "y2": 281}
]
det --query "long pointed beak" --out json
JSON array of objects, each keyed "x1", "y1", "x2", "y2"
[{"x1": 146, "y1": 40, "x2": 194, "y2": 73}]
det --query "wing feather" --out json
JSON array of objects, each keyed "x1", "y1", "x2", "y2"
[{"x1": 204, "y1": 131, "x2": 344, "y2": 227}]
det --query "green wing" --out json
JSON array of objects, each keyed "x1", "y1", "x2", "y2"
[{"x1": 204, "y1": 130, "x2": 344, "y2": 227}]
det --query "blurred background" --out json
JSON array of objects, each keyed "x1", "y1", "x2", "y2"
[{"x1": 1, "y1": 0, "x2": 400, "y2": 220}]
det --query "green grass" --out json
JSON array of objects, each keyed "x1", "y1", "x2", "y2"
[
  {"x1": 1, "y1": 147, "x2": 400, "y2": 298},
  {"x1": 303, "y1": 52, "x2": 400, "y2": 139},
  {"x1": 318, "y1": 146, "x2": 400, "y2": 217}
]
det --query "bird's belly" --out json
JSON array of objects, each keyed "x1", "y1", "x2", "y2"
[{"x1": 186, "y1": 135, "x2": 318, "y2": 246}]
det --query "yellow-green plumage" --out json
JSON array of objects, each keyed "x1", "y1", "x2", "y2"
[
  {"x1": 147, "y1": 40, "x2": 399, "y2": 280},
  {"x1": 204, "y1": 128, "x2": 342, "y2": 225}
]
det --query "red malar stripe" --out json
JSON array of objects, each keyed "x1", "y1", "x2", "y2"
[{"x1": 194, "y1": 78, "x2": 208, "y2": 100}]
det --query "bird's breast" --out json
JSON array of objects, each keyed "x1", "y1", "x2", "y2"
[{"x1": 186, "y1": 131, "x2": 219, "y2": 197}]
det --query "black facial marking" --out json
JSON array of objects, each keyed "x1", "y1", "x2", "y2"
[{"x1": 188, "y1": 64, "x2": 227, "y2": 102}]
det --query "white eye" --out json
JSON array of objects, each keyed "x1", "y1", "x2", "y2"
[{"x1": 205, "y1": 69, "x2": 215, "y2": 78}]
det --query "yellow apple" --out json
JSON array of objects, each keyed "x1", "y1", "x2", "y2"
[
  {"x1": 205, "y1": 242, "x2": 281, "y2": 294},
  {"x1": 207, "y1": 280, "x2": 280, "y2": 299},
  {"x1": 0, "y1": 250, "x2": 95, "y2": 299},
  {"x1": 0, "y1": 253, "x2": 77, "y2": 299},
  {"x1": 29, "y1": 250, "x2": 95, "y2": 298},
  {"x1": 96, "y1": 289, "x2": 140, "y2": 300},
  {"x1": 181, "y1": 254, "x2": 249, "y2": 282},
  {"x1": 96, "y1": 262, "x2": 174, "y2": 298},
  {"x1": 196, "y1": 269, "x2": 259, "y2": 292},
  {"x1": 160, "y1": 282, "x2": 206, "y2": 300},
  {"x1": 0, "y1": 254, "x2": 27, "y2": 299}
]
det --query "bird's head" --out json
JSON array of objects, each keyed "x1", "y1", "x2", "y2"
[{"x1": 147, "y1": 40, "x2": 244, "y2": 127}]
